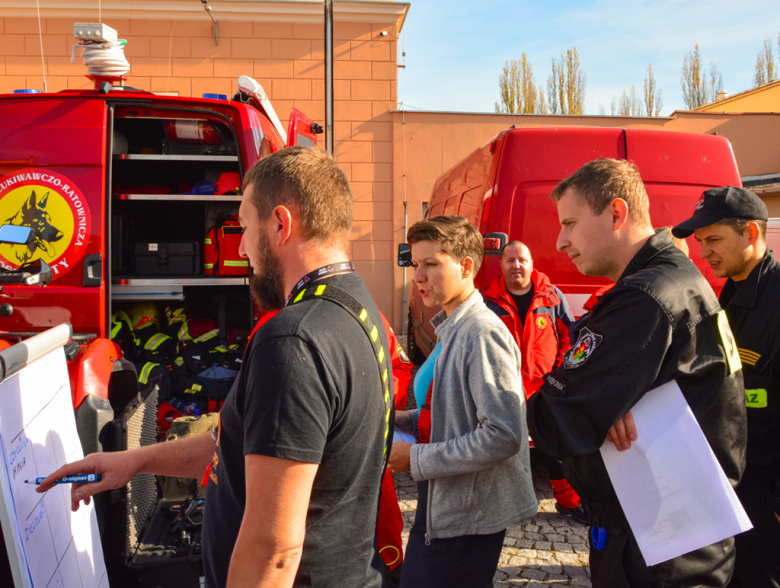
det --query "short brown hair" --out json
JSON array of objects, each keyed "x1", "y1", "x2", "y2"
[
  {"x1": 243, "y1": 146, "x2": 352, "y2": 242},
  {"x1": 718, "y1": 218, "x2": 768, "y2": 240},
  {"x1": 407, "y1": 215, "x2": 484, "y2": 275},
  {"x1": 551, "y1": 158, "x2": 652, "y2": 228}
]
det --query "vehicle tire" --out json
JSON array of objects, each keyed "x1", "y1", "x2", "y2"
[{"x1": 406, "y1": 308, "x2": 426, "y2": 365}]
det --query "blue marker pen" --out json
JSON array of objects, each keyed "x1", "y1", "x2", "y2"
[{"x1": 24, "y1": 474, "x2": 101, "y2": 485}]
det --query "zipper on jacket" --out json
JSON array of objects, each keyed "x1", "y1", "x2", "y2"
[{"x1": 425, "y1": 532, "x2": 431, "y2": 546}]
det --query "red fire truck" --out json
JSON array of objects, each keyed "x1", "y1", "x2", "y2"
[
  {"x1": 402, "y1": 126, "x2": 745, "y2": 361},
  {"x1": 0, "y1": 72, "x2": 319, "y2": 584}
]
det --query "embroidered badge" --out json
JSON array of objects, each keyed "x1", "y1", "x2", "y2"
[
  {"x1": 695, "y1": 195, "x2": 705, "y2": 211},
  {"x1": 563, "y1": 328, "x2": 602, "y2": 369},
  {"x1": 397, "y1": 343, "x2": 410, "y2": 364},
  {"x1": 535, "y1": 316, "x2": 548, "y2": 330}
]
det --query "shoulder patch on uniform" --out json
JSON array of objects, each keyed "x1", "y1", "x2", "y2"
[
  {"x1": 563, "y1": 328, "x2": 602, "y2": 369},
  {"x1": 535, "y1": 316, "x2": 548, "y2": 330},
  {"x1": 542, "y1": 373, "x2": 567, "y2": 395},
  {"x1": 396, "y1": 343, "x2": 410, "y2": 364}
]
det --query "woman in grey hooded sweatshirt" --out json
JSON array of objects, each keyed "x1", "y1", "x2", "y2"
[{"x1": 389, "y1": 215, "x2": 538, "y2": 588}]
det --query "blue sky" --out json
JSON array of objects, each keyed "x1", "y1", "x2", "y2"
[{"x1": 396, "y1": 0, "x2": 780, "y2": 115}]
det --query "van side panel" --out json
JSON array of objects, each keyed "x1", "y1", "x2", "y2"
[{"x1": 0, "y1": 97, "x2": 107, "y2": 335}]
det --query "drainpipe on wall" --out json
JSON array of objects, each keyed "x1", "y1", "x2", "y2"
[{"x1": 324, "y1": 0, "x2": 334, "y2": 155}]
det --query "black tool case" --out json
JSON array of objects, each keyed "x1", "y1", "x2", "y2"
[
  {"x1": 103, "y1": 381, "x2": 204, "y2": 588},
  {"x1": 132, "y1": 241, "x2": 200, "y2": 275},
  {"x1": 125, "y1": 497, "x2": 204, "y2": 586}
]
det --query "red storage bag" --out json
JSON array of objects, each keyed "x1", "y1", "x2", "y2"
[{"x1": 204, "y1": 215, "x2": 248, "y2": 276}]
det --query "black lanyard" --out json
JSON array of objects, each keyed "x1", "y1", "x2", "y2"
[{"x1": 286, "y1": 261, "x2": 354, "y2": 306}]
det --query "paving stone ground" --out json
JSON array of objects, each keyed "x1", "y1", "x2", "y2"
[{"x1": 394, "y1": 336, "x2": 591, "y2": 586}]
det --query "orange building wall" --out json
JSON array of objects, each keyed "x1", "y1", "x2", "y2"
[{"x1": 0, "y1": 14, "x2": 399, "y2": 318}]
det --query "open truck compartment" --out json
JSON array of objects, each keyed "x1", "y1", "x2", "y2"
[{"x1": 0, "y1": 67, "x2": 320, "y2": 584}]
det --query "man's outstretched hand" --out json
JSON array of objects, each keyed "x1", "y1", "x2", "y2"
[
  {"x1": 605, "y1": 411, "x2": 636, "y2": 451},
  {"x1": 36, "y1": 451, "x2": 141, "y2": 512}
]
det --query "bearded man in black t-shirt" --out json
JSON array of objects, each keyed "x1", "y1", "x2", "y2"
[{"x1": 39, "y1": 147, "x2": 388, "y2": 588}]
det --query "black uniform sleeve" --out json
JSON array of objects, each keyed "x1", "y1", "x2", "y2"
[
  {"x1": 241, "y1": 334, "x2": 335, "y2": 464},
  {"x1": 528, "y1": 286, "x2": 672, "y2": 459}
]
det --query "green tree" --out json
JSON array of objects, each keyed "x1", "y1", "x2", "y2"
[
  {"x1": 644, "y1": 63, "x2": 663, "y2": 116},
  {"x1": 547, "y1": 47, "x2": 586, "y2": 114},
  {"x1": 495, "y1": 55, "x2": 547, "y2": 114},
  {"x1": 681, "y1": 44, "x2": 723, "y2": 109},
  {"x1": 754, "y1": 37, "x2": 776, "y2": 86}
]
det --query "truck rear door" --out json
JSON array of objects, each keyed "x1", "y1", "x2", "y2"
[
  {"x1": 488, "y1": 127, "x2": 625, "y2": 313},
  {"x1": 0, "y1": 95, "x2": 107, "y2": 336},
  {"x1": 624, "y1": 129, "x2": 742, "y2": 295}
]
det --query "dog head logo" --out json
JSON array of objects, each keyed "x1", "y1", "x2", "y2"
[
  {"x1": 4, "y1": 190, "x2": 64, "y2": 263},
  {"x1": 0, "y1": 169, "x2": 91, "y2": 279}
]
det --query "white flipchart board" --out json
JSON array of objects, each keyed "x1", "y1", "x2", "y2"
[{"x1": 0, "y1": 325, "x2": 108, "y2": 588}]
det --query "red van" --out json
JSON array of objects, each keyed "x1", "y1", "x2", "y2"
[{"x1": 402, "y1": 127, "x2": 742, "y2": 361}]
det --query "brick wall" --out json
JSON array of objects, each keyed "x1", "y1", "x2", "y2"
[{"x1": 0, "y1": 15, "x2": 399, "y2": 321}]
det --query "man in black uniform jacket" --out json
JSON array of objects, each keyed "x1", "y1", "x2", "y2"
[
  {"x1": 527, "y1": 159, "x2": 747, "y2": 588},
  {"x1": 38, "y1": 147, "x2": 389, "y2": 588},
  {"x1": 673, "y1": 186, "x2": 780, "y2": 588}
]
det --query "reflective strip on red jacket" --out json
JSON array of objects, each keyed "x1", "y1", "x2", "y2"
[{"x1": 483, "y1": 269, "x2": 574, "y2": 398}]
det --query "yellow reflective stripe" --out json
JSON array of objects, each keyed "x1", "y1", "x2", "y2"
[
  {"x1": 294, "y1": 289, "x2": 306, "y2": 303},
  {"x1": 183, "y1": 383, "x2": 203, "y2": 395},
  {"x1": 378, "y1": 346, "x2": 385, "y2": 364},
  {"x1": 204, "y1": 238, "x2": 213, "y2": 244},
  {"x1": 382, "y1": 368, "x2": 388, "y2": 383},
  {"x1": 194, "y1": 329, "x2": 219, "y2": 343},
  {"x1": 359, "y1": 309, "x2": 368, "y2": 322},
  {"x1": 315, "y1": 284, "x2": 327, "y2": 296},
  {"x1": 385, "y1": 408, "x2": 391, "y2": 423},
  {"x1": 110, "y1": 322, "x2": 122, "y2": 339},
  {"x1": 144, "y1": 333, "x2": 170, "y2": 351},
  {"x1": 174, "y1": 357, "x2": 184, "y2": 366},
  {"x1": 204, "y1": 263, "x2": 214, "y2": 269},
  {"x1": 370, "y1": 325, "x2": 379, "y2": 342},
  {"x1": 223, "y1": 260, "x2": 248, "y2": 267},
  {"x1": 384, "y1": 386, "x2": 389, "y2": 403},
  {"x1": 746, "y1": 389, "x2": 768, "y2": 408},
  {"x1": 178, "y1": 322, "x2": 191, "y2": 341},
  {"x1": 139, "y1": 363, "x2": 159, "y2": 385}
]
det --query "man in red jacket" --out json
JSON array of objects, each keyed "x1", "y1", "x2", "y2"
[{"x1": 483, "y1": 241, "x2": 586, "y2": 524}]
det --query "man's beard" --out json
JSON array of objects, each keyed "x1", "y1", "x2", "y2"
[{"x1": 249, "y1": 233, "x2": 286, "y2": 311}]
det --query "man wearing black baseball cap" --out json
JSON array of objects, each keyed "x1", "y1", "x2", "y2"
[{"x1": 674, "y1": 185, "x2": 780, "y2": 588}]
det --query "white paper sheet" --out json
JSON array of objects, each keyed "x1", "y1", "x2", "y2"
[
  {"x1": 600, "y1": 380, "x2": 752, "y2": 566},
  {"x1": 393, "y1": 427, "x2": 416, "y2": 445},
  {"x1": 0, "y1": 347, "x2": 108, "y2": 588}
]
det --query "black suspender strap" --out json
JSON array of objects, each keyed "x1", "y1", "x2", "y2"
[{"x1": 291, "y1": 282, "x2": 395, "y2": 470}]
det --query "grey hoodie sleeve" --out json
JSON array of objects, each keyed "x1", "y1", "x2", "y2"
[{"x1": 410, "y1": 325, "x2": 525, "y2": 481}]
